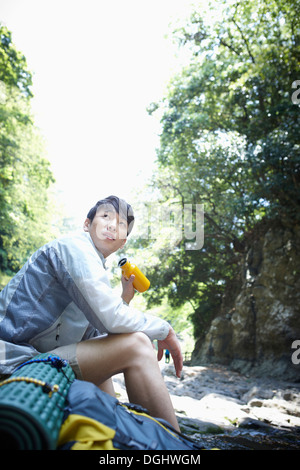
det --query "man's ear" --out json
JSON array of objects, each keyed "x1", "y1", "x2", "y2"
[{"x1": 83, "y1": 218, "x2": 90, "y2": 232}]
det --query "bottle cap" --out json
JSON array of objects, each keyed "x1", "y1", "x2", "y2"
[{"x1": 118, "y1": 258, "x2": 127, "y2": 267}]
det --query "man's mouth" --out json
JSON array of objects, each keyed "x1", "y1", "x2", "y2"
[{"x1": 103, "y1": 232, "x2": 116, "y2": 241}]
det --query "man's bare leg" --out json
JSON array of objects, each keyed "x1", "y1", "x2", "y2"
[
  {"x1": 76, "y1": 332, "x2": 180, "y2": 431},
  {"x1": 98, "y1": 378, "x2": 116, "y2": 396}
]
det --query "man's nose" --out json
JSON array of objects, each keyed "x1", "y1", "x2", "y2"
[{"x1": 107, "y1": 218, "x2": 117, "y2": 231}]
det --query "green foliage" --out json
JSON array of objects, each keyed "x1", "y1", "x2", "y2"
[
  {"x1": 133, "y1": 0, "x2": 300, "y2": 340},
  {"x1": 0, "y1": 25, "x2": 33, "y2": 97},
  {"x1": 0, "y1": 24, "x2": 56, "y2": 275}
]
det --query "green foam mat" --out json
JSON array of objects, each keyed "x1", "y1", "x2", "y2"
[{"x1": 0, "y1": 353, "x2": 75, "y2": 449}]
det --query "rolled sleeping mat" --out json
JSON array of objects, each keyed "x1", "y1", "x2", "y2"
[{"x1": 0, "y1": 353, "x2": 75, "y2": 450}]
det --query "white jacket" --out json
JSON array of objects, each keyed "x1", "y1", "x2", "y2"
[{"x1": 0, "y1": 231, "x2": 169, "y2": 375}]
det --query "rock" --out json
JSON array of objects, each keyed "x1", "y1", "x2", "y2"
[
  {"x1": 113, "y1": 363, "x2": 300, "y2": 449},
  {"x1": 249, "y1": 399, "x2": 263, "y2": 408},
  {"x1": 177, "y1": 415, "x2": 223, "y2": 435},
  {"x1": 242, "y1": 385, "x2": 275, "y2": 403},
  {"x1": 192, "y1": 221, "x2": 300, "y2": 382},
  {"x1": 238, "y1": 417, "x2": 274, "y2": 431}
]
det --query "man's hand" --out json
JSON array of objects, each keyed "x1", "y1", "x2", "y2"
[
  {"x1": 157, "y1": 327, "x2": 183, "y2": 378},
  {"x1": 121, "y1": 274, "x2": 135, "y2": 304}
]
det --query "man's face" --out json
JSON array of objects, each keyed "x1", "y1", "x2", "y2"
[{"x1": 83, "y1": 205, "x2": 128, "y2": 258}]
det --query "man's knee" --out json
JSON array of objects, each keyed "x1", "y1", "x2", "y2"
[
  {"x1": 125, "y1": 331, "x2": 151, "y2": 350},
  {"x1": 125, "y1": 332, "x2": 154, "y2": 362}
]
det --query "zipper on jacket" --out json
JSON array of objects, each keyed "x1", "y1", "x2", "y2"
[{"x1": 56, "y1": 323, "x2": 62, "y2": 341}]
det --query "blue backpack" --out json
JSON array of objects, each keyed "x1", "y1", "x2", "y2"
[{"x1": 58, "y1": 379, "x2": 202, "y2": 451}]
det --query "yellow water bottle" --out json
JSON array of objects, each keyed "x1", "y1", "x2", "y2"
[{"x1": 118, "y1": 258, "x2": 150, "y2": 293}]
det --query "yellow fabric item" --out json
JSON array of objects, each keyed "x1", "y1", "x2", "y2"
[{"x1": 57, "y1": 414, "x2": 117, "y2": 450}]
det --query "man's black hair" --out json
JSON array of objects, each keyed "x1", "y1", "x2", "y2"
[{"x1": 87, "y1": 195, "x2": 135, "y2": 235}]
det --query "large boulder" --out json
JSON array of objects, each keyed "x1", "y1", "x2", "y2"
[{"x1": 193, "y1": 221, "x2": 300, "y2": 381}]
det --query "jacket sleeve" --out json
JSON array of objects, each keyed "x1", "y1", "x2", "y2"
[{"x1": 50, "y1": 234, "x2": 170, "y2": 342}]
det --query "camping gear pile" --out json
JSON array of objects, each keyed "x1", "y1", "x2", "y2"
[{"x1": 0, "y1": 354, "x2": 201, "y2": 451}]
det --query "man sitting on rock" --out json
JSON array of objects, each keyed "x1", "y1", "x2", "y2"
[{"x1": 0, "y1": 195, "x2": 182, "y2": 431}]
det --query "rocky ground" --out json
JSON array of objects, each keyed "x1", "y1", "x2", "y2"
[{"x1": 112, "y1": 362, "x2": 300, "y2": 450}]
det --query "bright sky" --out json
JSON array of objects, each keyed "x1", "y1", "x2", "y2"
[{"x1": 0, "y1": 0, "x2": 196, "y2": 225}]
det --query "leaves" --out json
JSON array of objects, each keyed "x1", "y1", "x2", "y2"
[
  {"x1": 129, "y1": 0, "x2": 300, "y2": 340},
  {"x1": 0, "y1": 25, "x2": 33, "y2": 98},
  {"x1": 0, "y1": 24, "x2": 56, "y2": 274}
]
